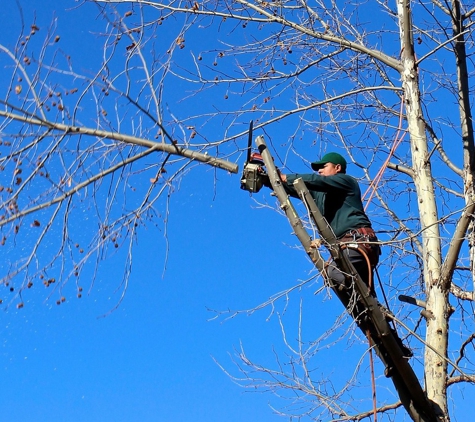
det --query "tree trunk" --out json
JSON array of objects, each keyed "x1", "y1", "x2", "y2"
[{"x1": 397, "y1": 0, "x2": 447, "y2": 419}]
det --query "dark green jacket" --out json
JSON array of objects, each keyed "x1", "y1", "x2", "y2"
[{"x1": 284, "y1": 173, "x2": 372, "y2": 238}]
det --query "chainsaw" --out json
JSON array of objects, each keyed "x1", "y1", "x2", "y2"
[{"x1": 240, "y1": 121, "x2": 267, "y2": 193}]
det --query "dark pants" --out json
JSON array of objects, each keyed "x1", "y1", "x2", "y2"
[
  {"x1": 327, "y1": 239, "x2": 380, "y2": 296},
  {"x1": 326, "y1": 243, "x2": 379, "y2": 323}
]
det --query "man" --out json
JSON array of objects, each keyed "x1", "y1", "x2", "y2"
[
  {"x1": 266, "y1": 152, "x2": 413, "y2": 362},
  {"x1": 277, "y1": 152, "x2": 380, "y2": 295}
]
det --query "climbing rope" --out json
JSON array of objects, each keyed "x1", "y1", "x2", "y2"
[
  {"x1": 366, "y1": 329, "x2": 378, "y2": 422},
  {"x1": 363, "y1": 96, "x2": 406, "y2": 211}
]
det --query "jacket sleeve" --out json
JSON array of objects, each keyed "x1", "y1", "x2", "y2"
[{"x1": 286, "y1": 173, "x2": 354, "y2": 193}]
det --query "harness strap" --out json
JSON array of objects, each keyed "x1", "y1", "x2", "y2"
[{"x1": 340, "y1": 226, "x2": 376, "y2": 239}]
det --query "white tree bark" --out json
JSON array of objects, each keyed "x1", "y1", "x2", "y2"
[{"x1": 397, "y1": 1, "x2": 447, "y2": 419}]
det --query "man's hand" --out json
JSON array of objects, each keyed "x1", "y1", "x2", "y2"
[
  {"x1": 309, "y1": 239, "x2": 322, "y2": 248},
  {"x1": 277, "y1": 169, "x2": 287, "y2": 183},
  {"x1": 262, "y1": 170, "x2": 286, "y2": 188}
]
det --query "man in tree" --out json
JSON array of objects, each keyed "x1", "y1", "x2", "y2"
[
  {"x1": 270, "y1": 152, "x2": 412, "y2": 361},
  {"x1": 276, "y1": 152, "x2": 380, "y2": 296}
]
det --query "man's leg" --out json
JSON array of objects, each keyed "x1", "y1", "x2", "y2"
[
  {"x1": 327, "y1": 248, "x2": 370, "y2": 289},
  {"x1": 326, "y1": 248, "x2": 374, "y2": 320}
]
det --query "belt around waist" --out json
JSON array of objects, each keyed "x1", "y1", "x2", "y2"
[{"x1": 340, "y1": 227, "x2": 376, "y2": 239}]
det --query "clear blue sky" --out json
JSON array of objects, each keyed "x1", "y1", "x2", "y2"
[
  {"x1": 0, "y1": 1, "x2": 472, "y2": 421},
  {"x1": 0, "y1": 4, "x2": 329, "y2": 421}
]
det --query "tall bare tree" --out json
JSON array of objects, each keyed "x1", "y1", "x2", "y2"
[{"x1": 1, "y1": 0, "x2": 474, "y2": 420}]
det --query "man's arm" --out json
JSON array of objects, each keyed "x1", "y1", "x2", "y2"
[
  {"x1": 271, "y1": 172, "x2": 301, "y2": 199},
  {"x1": 285, "y1": 173, "x2": 354, "y2": 193}
]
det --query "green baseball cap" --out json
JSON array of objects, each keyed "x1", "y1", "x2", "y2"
[{"x1": 311, "y1": 152, "x2": 347, "y2": 173}]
